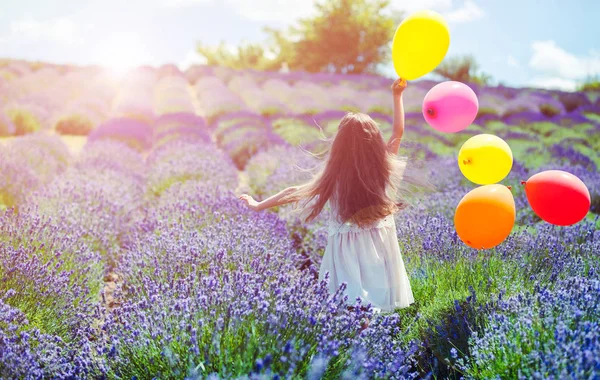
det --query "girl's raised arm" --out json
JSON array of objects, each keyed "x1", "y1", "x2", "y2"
[
  {"x1": 387, "y1": 78, "x2": 407, "y2": 155},
  {"x1": 238, "y1": 185, "x2": 300, "y2": 212}
]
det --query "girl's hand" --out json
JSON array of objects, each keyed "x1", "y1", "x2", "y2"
[
  {"x1": 391, "y1": 78, "x2": 407, "y2": 97},
  {"x1": 238, "y1": 194, "x2": 261, "y2": 211}
]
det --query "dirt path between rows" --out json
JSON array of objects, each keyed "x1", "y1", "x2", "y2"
[
  {"x1": 102, "y1": 272, "x2": 122, "y2": 311},
  {"x1": 235, "y1": 170, "x2": 251, "y2": 195}
]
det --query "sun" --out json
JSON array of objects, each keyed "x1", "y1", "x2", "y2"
[
  {"x1": 94, "y1": 36, "x2": 147, "y2": 78},
  {"x1": 101, "y1": 51, "x2": 140, "y2": 78}
]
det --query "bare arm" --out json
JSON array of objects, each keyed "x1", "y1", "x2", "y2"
[
  {"x1": 387, "y1": 78, "x2": 407, "y2": 155},
  {"x1": 238, "y1": 186, "x2": 300, "y2": 211}
]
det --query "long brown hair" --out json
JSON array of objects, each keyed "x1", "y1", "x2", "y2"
[{"x1": 283, "y1": 112, "x2": 418, "y2": 228}]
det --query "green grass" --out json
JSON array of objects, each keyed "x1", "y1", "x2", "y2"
[
  {"x1": 0, "y1": 224, "x2": 104, "y2": 339},
  {"x1": 213, "y1": 116, "x2": 263, "y2": 137},
  {"x1": 219, "y1": 126, "x2": 260, "y2": 146},
  {"x1": 150, "y1": 173, "x2": 208, "y2": 196},
  {"x1": 273, "y1": 123, "x2": 324, "y2": 146},
  {"x1": 526, "y1": 122, "x2": 558, "y2": 137},
  {"x1": 508, "y1": 140, "x2": 552, "y2": 169},
  {"x1": 389, "y1": 216, "x2": 599, "y2": 379},
  {"x1": 584, "y1": 112, "x2": 600, "y2": 122},
  {"x1": 465, "y1": 123, "x2": 486, "y2": 133},
  {"x1": 396, "y1": 250, "x2": 529, "y2": 345},
  {"x1": 485, "y1": 121, "x2": 511, "y2": 134},
  {"x1": 427, "y1": 142, "x2": 458, "y2": 156},
  {"x1": 576, "y1": 144, "x2": 600, "y2": 167},
  {"x1": 544, "y1": 124, "x2": 594, "y2": 145}
]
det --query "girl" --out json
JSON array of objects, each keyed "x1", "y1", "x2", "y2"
[{"x1": 239, "y1": 78, "x2": 415, "y2": 314}]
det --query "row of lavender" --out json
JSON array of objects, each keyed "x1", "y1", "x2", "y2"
[
  {"x1": 8, "y1": 105, "x2": 598, "y2": 193},
  {"x1": 1, "y1": 59, "x2": 599, "y2": 137},
  {"x1": 2, "y1": 107, "x2": 599, "y2": 378},
  {"x1": 4, "y1": 105, "x2": 596, "y2": 227}
]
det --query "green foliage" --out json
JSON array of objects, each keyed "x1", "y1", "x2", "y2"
[
  {"x1": 539, "y1": 103, "x2": 562, "y2": 117},
  {"x1": 0, "y1": 211, "x2": 104, "y2": 338},
  {"x1": 283, "y1": 0, "x2": 396, "y2": 74},
  {"x1": 196, "y1": 0, "x2": 398, "y2": 74},
  {"x1": 55, "y1": 114, "x2": 96, "y2": 135},
  {"x1": 577, "y1": 75, "x2": 600, "y2": 91},
  {"x1": 272, "y1": 120, "x2": 323, "y2": 146},
  {"x1": 434, "y1": 55, "x2": 493, "y2": 85},
  {"x1": 196, "y1": 41, "x2": 283, "y2": 71},
  {"x1": 5, "y1": 108, "x2": 42, "y2": 135}
]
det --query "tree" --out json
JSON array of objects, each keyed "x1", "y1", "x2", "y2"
[
  {"x1": 196, "y1": 41, "x2": 283, "y2": 71},
  {"x1": 283, "y1": 0, "x2": 396, "y2": 74},
  {"x1": 195, "y1": 0, "x2": 398, "y2": 74},
  {"x1": 577, "y1": 76, "x2": 600, "y2": 91},
  {"x1": 434, "y1": 55, "x2": 492, "y2": 85}
]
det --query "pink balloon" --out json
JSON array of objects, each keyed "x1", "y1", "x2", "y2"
[{"x1": 422, "y1": 81, "x2": 479, "y2": 133}]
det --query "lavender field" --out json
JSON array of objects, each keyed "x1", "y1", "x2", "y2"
[{"x1": 0, "y1": 59, "x2": 599, "y2": 379}]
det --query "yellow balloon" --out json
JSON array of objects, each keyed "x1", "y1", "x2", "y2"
[
  {"x1": 458, "y1": 134, "x2": 513, "y2": 185},
  {"x1": 392, "y1": 10, "x2": 450, "y2": 80}
]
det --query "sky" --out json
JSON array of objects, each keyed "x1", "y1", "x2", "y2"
[{"x1": 0, "y1": 0, "x2": 598, "y2": 91}]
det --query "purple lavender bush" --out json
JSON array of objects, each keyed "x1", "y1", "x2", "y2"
[
  {"x1": 146, "y1": 139, "x2": 238, "y2": 196},
  {"x1": 244, "y1": 145, "x2": 319, "y2": 199},
  {"x1": 556, "y1": 91, "x2": 592, "y2": 112},
  {"x1": 0, "y1": 129, "x2": 70, "y2": 210},
  {"x1": 476, "y1": 92, "x2": 505, "y2": 116},
  {"x1": 0, "y1": 147, "x2": 41, "y2": 208},
  {"x1": 4, "y1": 132, "x2": 71, "y2": 182},
  {"x1": 214, "y1": 113, "x2": 269, "y2": 143},
  {"x1": 549, "y1": 145, "x2": 597, "y2": 171},
  {"x1": 97, "y1": 189, "x2": 419, "y2": 379},
  {"x1": 88, "y1": 117, "x2": 154, "y2": 152},
  {"x1": 0, "y1": 111, "x2": 15, "y2": 136},
  {"x1": 29, "y1": 166, "x2": 145, "y2": 258},
  {"x1": 224, "y1": 130, "x2": 287, "y2": 169},
  {"x1": 195, "y1": 76, "x2": 249, "y2": 122},
  {"x1": 210, "y1": 110, "x2": 264, "y2": 131},
  {"x1": 270, "y1": 117, "x2": 326, "y2": 149},
  {"x1": 2, "y1": 102, "x2": 48, "y2": 135},
  {"x1": 152, "y1": 112, "x2": 212, "y2": 150},
  {"x1": 76, "y1": 139, "x2": 148, "y2": 185},
  {"x1": 458, "y1": 275, "x2": 600, "y2": 379},
  {"x1": 551, "y1": 112, "x2": 597, "y2": 127},
  {"x1": 245, "y1": 145, "x2": 328, "y2": 268},
  {"x1": 0, "y1": 296, "x2": 100, "y2": 379},
  {"x1": 0, "y1": 208, "x2": 103, "y2": 338},
  {"x1": 54, "y1": 108, "x2": 103, "y2": 135},
  {"x1": 157, "y1": 64, "x2": 184, "y2": 79},
  {"x1": 153, "y1": 77, "x2": 195, "y2": 114},
  {"x1": 154, "y1": 112, "x2": 207, "y2": 134}
]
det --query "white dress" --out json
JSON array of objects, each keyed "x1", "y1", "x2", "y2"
[{"x1": 319, "y1": 201, "x2": 414, "y2": 313}]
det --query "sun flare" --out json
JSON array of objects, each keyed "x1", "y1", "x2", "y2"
[{"x1": 95, "y1": 36, "x2": 147, "y2": 78}]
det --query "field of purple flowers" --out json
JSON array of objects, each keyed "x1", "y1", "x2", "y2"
[{"x1": 0, "y1": 59, "x2": 599, "y2": 379}]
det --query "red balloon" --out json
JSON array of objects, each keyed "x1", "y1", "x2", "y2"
[{"x1": 523, "y1": 170, "x2": 591, "y2": 226}]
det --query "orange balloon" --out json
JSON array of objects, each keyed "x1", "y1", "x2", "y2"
[{"x1": 454, "y1": 185, "x2": 516, "y2": 249}]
